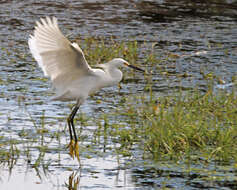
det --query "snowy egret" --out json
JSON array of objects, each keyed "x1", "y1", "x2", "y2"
[{"x1": 28, "y1": 17, "x2": 144, "y2": 155}]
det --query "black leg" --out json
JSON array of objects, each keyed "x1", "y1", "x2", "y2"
[
  {"x1": 67, "y1": 117, "x2": 73, "y2": 141},
  {"x1": 67, "y1": 102, "x2": 82, "y2": 160},
  {"x1": 68, "y1": 105, "x2": 79, "y2": 142}
]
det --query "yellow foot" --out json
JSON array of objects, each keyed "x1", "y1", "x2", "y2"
[
  {"x1": 74, "y1": 141, "x2": 80, "y2": 162},
  {"x1": 68, "y1": 140, "x2": 75, "y2": 159},
  {"x1": 68, "y1": 140, "x2": 80, "y2": 162}
]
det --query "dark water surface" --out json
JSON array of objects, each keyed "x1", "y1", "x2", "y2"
[{"x1": 0, "y1": 0, "x2": 237, "y2": 189}]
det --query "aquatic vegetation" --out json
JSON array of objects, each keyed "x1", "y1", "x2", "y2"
[
  {"x1": 107, "y1": 89, "x2": 237, "y2": 163},
  {"x1": 94, "y1": 87, "x2": 237, "y2": 189},
  {"x1": 76, "y1": 36, "x2": 141, "y2": 66},
  {"x1": 1, "y1": 35, "x2": 236, "y2": 189}
]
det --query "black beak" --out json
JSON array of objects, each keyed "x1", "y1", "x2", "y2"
[{"x1": 127, "y1": 64, "x2": 145, "y2": 73}]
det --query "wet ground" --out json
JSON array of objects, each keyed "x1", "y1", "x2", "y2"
[{"x1": 0, "y1": 0, "x2": 237, "y2": 189}]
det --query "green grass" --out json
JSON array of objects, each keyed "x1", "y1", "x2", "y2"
[
  {"x1": 106, "y1": 89, "x2": 237, "y2": 163},
  {"x1": 77, "y1": 36, "x2": 138, "y2": 65},
  {"x1": 74, "y1": 36, "x2": 160, "y2": 70}
]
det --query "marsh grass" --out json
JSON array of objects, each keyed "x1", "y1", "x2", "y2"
[
  {"x1": 77, "y1": 36, "x2": 138, "y2": 65},
  {"x1": 75, "y1": 36, "x2": 160, "y2": 71},
  {"x1": 107, "y1": 88, "x2": 237, "y2": 163}
]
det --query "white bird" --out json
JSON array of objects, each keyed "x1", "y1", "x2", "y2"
[{"x1": 28, "y1": 17, "x2": 144, "y2": 149}]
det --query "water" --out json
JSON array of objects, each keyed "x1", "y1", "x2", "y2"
[{"x1": 0, "y1": 0, "x2": 237, "y2": 189}]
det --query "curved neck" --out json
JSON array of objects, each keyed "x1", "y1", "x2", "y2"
[{"x1": 102, "y1": 67, "x2": 123, "y2": 87}]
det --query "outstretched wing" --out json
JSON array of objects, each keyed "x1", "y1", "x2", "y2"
[{"x1": 28, "y1": 17, "x2": 92, "y2": 91}]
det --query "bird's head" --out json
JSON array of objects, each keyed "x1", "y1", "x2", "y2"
[{"x1": 108, "y1": 58, "x2": 145, "y2": 72}]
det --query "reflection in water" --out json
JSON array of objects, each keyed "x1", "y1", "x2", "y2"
[
  {"x1": 66, "y1": 172, "x2": 80, "y2": 190},
  {"x1": 0, "y1": 153, "x2": 131, "y2": 190}
]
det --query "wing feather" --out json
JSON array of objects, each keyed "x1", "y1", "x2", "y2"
[{"x1": 28, "y1": 17, "x2": 92, "y2": 92}]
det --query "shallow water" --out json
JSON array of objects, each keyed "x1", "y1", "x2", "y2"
[{"x1": 0, "y1": 0, "x2": 237, "y2": 189}]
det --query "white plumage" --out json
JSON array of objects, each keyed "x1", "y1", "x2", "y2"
[{"x1": 28, "y1": 17, "x2": 144, "y2": 149}]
